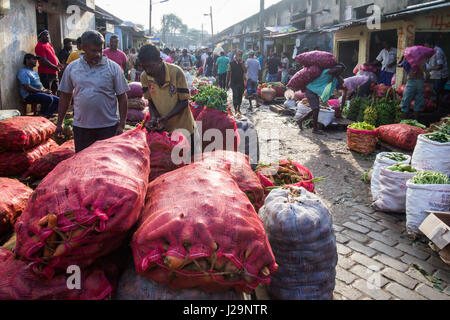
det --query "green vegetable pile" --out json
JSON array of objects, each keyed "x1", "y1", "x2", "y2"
[
  {"x1": 363, "y1": 106, "x2": 378, "y2": 126},
  {"x1": 349, "y1": 122, "x2": 376, "y2": 131},
  {"x1": 383, "y1": 152, "x2": 408, "y2": 162},
  {"x1": 424, "y1": 122, "x2": 450, "y2": 143},
  {"x1": 347, "y1": 96, "x2": 370, "y2": 121},
  {"x1": 192, "y1": 86, "x2": 228, "y2": 113},
  {"x1": 400, "y1": 120, "x2": 426, "y2": 130},
  {"x1": 387, "y1": 163, "x2": 417, "y2": 173},
  {"x1": 411, "y1": 171, "x2": 450, "y2": 185}
]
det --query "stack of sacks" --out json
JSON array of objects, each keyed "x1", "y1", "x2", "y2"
[
  {"x1": 0, "y1": 117, "x2": 58, "y2": 177},
  {"x1": 396, "y1": 83, "x2": 436, "y2": 113},
  {"x1": 288, "y1": 51, "x2": 337, "y2": 92},
  {"x1": 127, "y1": 82, "x2": 149, "y2": 122}
]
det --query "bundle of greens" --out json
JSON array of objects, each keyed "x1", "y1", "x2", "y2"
[
  {"x1": 347, "y1": 96, "x2": 366, "y2": 121},
  {"x1": 387, "y1": 163, "x2": 416, "y2": 173},
  {"x1": 192, "y1": 86, "x2": 228, "y2": 112},
  {"x1": 425, "y1": 131, "x2": 450, "y2": 143},
  {"x1": 363, "y1": 106, "x2": 378, "y2": 127},
  {"x1": 400, "y1": 120, "x2": 426, "y2": 130},
  {"x1": 348, "y1": 122, "x2": 376, "y2": 131},
  {"x1": 383, "y1": 152, "x2": 408, "y2": 162},
  {"x1": 411, "y1": 171, "x2": 450, "y2": 185}
]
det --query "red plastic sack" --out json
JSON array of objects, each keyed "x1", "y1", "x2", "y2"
[
  {"x1": 405, "y1": 46, "x2": 436, "y2": 73},
  {"x1": 146, "y1": 131, "x2": 190, "y2": 182},
  {"x1": 0, "y1": 139, "x2": 58, "y2": 177},
  {"x1": 0, "y1": 116, "x2": 56, "y2": 151},
  {"x1": 190, "y1": 102, "x2": 205, "y2": 120},
  {"x1": 22, "y1": 140, "x2": 75, "y2": 180},
  {"x1": 194, "y1": 151, "x2": 265, "y2": 211},
  {"x1": 127, "y1": 108, "x2": 149, "y2": 122},
  {"x1": 132, "y1": 163, "x2": 278, "y2": 293},
  {"x1": 295, "y1": 51, "x2": 337, "y2": 69},
  {"x1": 256, "y1": 159, "x2": 315, "y2": 194},
  {"x1": 14, "y1": 129, "x2": 150, "y2": 278},
  {"x1": 0, "y1": 248, "x2": 116, "y2": 300},
  {"x1": 0, "y1": 178, "x2": 33, "y2": 236},
  {"x1": 127, "y1": 82, "x2": 143, "y2": 99},
  {"x1": 378, "y1": 124, "x2": 425, "y2": 151},
  {"x1": 287, "y1": 66, "x2": 323, "y2": 92},
  {"x1": 128, "y1": 97, "x2": 148, "y2": 110},
  {"x1": 197, "y1": 108, "x2": 240, "y2": 153}
]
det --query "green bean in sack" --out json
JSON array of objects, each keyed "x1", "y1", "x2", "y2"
[
  {"x1": 14, "y1": 129, "x2": 150, "y2": 279},
  {"x1": 132, "y1": 163, "x2": 278, "y2": 294}
]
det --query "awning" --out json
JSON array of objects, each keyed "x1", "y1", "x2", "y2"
[{"x1": 265, "y1": 25, "x2": 299, "y2": 34}]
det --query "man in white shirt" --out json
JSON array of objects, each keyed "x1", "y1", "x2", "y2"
[
  {"x1": 425, "y1": 38, "x2": 449, "y2": 110},
  {"x1": 245, "y1": 51, "x2": 261, "y2": 109},
  {"x1": 201, "y1": 49, "x2": 208, "y2": 76},
  {"x1": 281, "y1": 52, "x2": 290, "y2": 85},
  {"x1": 374, "y1": 41, "x2": 397, "y2": 86}
]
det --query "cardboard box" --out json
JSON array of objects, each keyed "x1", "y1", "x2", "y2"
[{"x1": 419, "y1": 211, "x2": 450, "y2": 250}]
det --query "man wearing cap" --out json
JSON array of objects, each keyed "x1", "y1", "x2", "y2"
[
  {"x1": 56, "y1": 31, "x2": 130, "y2": 153},
  {"x1": 17, "y1": 54, "x2": 59, "y2": 118},
  {"x1": 35, "y1": 30, "x2": 62, "y2": 93}
]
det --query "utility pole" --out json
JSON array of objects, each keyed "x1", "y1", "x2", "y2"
[
  {"x1": 149, "y1": 1, "x2": 152, "y2": 36},
  {"x1": 210, "y1": 6, "x2": 214, "y2": 38},
  {"x1": 201, "y1": 24, "x2": 204, "y2": 47},
  {"x1": 259, "y1": 0, "x2": 265, "y2": 56}
]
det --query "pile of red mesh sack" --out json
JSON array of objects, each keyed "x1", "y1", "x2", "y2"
[
  {"x1": 22, "y1": 140, "x2": 75, "y2": 180},
  {"x1": 14, "y1": 129, "x2": 150, "y2": 279},
  {"x1": 378, "y1": 124, "x2": 426, "y2": 151},
  {"x1": 146, "y1": 131, "x2": 190, "y2": 182},
  {"x1": 196, "y1": 108, "x2": 240, "y2": 153},
  {"x1": 190, "y1": 102, "x2": 205, "y2": 120},
  {"x1": 131, "y1": 163, "x2": 278, "y2": 294},
  {"x1": 194, "y1": 151, "x2": 265, "y2": 211},
  {"x1": 0, "y1": 178, "x2": 33, "y2": 237}
]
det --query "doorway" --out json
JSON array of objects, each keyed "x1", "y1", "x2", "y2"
[
  {"x1": 36, "y1": 10, "x2": 48, "y2": 36},
  {"x1": 338, "y1": 40, "x2": 359, "y2": 78},
  {"x1": 369, "y1": 29, "x2": 398, "y2": 62}
]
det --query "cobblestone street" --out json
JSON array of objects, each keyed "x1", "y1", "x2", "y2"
[{"x1": 238, "y1": 100, "x2": 450, "y2": 300}]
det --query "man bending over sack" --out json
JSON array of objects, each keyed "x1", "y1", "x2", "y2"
[
  {"x1": 56, "y1": 30, "x2": 130, "y2": 153},
  {"x1": 297, "y1": 64, "x2": 346, "y2": 135},
  {"x1": 139, "y1": 44, "x2": 199, "y2": 156}
]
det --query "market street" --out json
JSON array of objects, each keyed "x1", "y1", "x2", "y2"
[{"x1": 237, "y1": 99, "x2": 450, "y2": 300}]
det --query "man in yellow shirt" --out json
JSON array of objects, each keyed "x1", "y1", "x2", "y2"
[
  {"x1": 139, "y1": 44, "x2": 197, "y2": 154},
  {"x1": 66, "y1": 37, "x2": 84, "y2": 65}
]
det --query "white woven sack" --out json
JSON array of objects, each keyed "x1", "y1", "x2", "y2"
[
  {"x1": 370, "y1": 152, "x2": 411, "y2": 201},
  {"x1": 405, "y1": 180, "x2": 450, "y2": 235},
  {"x1": 318, "y1": 109, "x2": 335, "y2": 127},
  {"x1": 294, "y1": 102, "x2": 311, "y2": 120},
  {"x1": 284, "y1": 99, "x2": 297, "y2": 110},
  {"x1": 373, "y1": 168, "x2": 417, "y2": 213},
  {"x1": 411, "y1": 134, "x2": 450, "y2": 176}
]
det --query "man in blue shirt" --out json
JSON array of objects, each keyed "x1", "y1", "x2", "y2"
[{"x1": 17, "y1": 53, "x2": 59, "y2": 118}]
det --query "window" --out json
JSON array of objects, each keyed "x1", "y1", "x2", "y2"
[{"x1": 354, "y1": 3, "x2": 374, "y2": 20}]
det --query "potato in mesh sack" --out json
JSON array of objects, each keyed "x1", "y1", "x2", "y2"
[
  {"x1": 0, "y1": 247, "x2": 120, "y2": 300},
  {"x1": 259, "y1": 186, "x2": 337, "y2": 300},
  {"x1": 131, "y1": 163, "x2": 278, "y2": 293},
  {"x1": 0, "y1": 116, "x2": 56, "y2": 151},
  {"x1": 0, "y1": 178, "x2": 33, "y2": 237},
  {"x1": 14, "y1": 129, "x2": 150, "y2": 279},
  {"x1": 194, "y1": 150, "x2": 265, "y2": 211}
]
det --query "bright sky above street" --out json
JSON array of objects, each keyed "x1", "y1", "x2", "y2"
[{"x1": 95, "y1": 0, "x2": 283, "y2": 33}]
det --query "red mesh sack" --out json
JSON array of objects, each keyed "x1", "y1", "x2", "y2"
[
  {"x1": 22, "y1": 140, "x2": 75, "y2": 180},
  {"x1": 127, "y1": 108, "x2": 149, "y2": 122},
  {"x1": 128, "y1": 97, "x2": 148, "y2": 110},
  {"x1": 256, "y1": 159, "x2": 315, "y2": 195},
  {"x1": 294, "y1": 90, "x2": 305, "y2": 100},
  {"x1": 0, "y1": 116, "x2": 56, "y2": 151},
  {"x1": 0, "y1": 248, "x2": 116, "y2": 300},
  {"x1": 131, "y1": 163, "x2": 278, "y2": 293},
  {"x1": 146, "y1": 131, "x2": 190, "y2": 182},
  {"x1": 0, "y1": 139, "x2": 59, "y2": 177},
  {"x1": 378, "y1": 124, "x2": 425, "y2": 151},
  {"x1": 14, "y1": 129, "x2": 150, "y2": 278},
  {"x1": 287, "y1": 66, "x2": 322, "y2": 92},
  {"x1": 194, "y1": 151, "x2": 265, "y2": 211},
  {"x1": 374, "y1": 84, "x2": 394, "y2": 99},
  {"x1": 190, "y1": 102, "x2": 205, "y2": 120},
  {"x1": 0, "y1": 178, "x2": 33, "y2": 236},
  {"x1": 396, "y1": 84, "x2": 406, "y2": 97},
  {"x1": 196, "y1": 108, "x2": 240, "y2": 153},
  {"x1": 404, "y1": 46, "x2": 436, "y2": 73},
  {"x1": 127, "y1": 82, "x2": 144, "y2": 99},
  {"x1": 295, "y1": 51, "x2": 337, "y2": 69}
]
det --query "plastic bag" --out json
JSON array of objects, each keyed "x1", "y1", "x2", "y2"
[
  {"x1": 128, "y1": 97, "x2": 148, "y2": 110},
  {"x1": 406, "y1": 180, "x2": 450, "y2": 235},
  {"x1": 0, "y1": 178, "x2": 33, "y2": 236},
  {"x1": 370, "y1": 152, "x2": 411, "y2": 201},
  {"x1": 295, "y1": 51, "x2": 337, "y2": 69},
  {"x1": 0, "y1": 139, "x2": 59, "y2": 177},
  {"x1": 373, "y1": 168, "x2": 417, "y2": 213},
  {"x1": 131, "y1": 163, "x2": 278, "y2": 293},
  {"x1": 127, "y1": 108, "x2": 149, "y2": 122},
  {"x1": 0, "y1": 116, "x2": 56, "y2": 151},
  {"x1": 284, "y1": 99, "x2": 297, "y2": 110},
  {"x1": 127, "y1": 82, "x2": 144, "y2": 99},
  {"x1": 22, "y1": 140, "x2": 75, "y2": 180},
  {"x1": 146, "y1": 131, "x2": 190, "y2": 182},
  {"x1": 194, "y1": 150, "x2": 265, "y2": 211},
  {"x1": 411, "y1": 134, "x2": 450, "y2": 176},
  {"x1": 14, "y1": 129, "x2": 150, "y2": 278},
  {"x1": 378, "y1": 124, "x2": 425, "y2": 151},
  {"x1": 197, "y1": 108, "x2": 240, "y2": 153},
  {"x1": 287, "y1": 66, "x2": 322, "y2": 92},
  {"x1": 116, "y1": 261, "x2": 245, "y2": 300},
  {"x1": 259, "y1": 186, "x2": 337, "y2": 300},
  {"x1": 404, "y1": 46, "x2": 437, "y2": 73}
]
